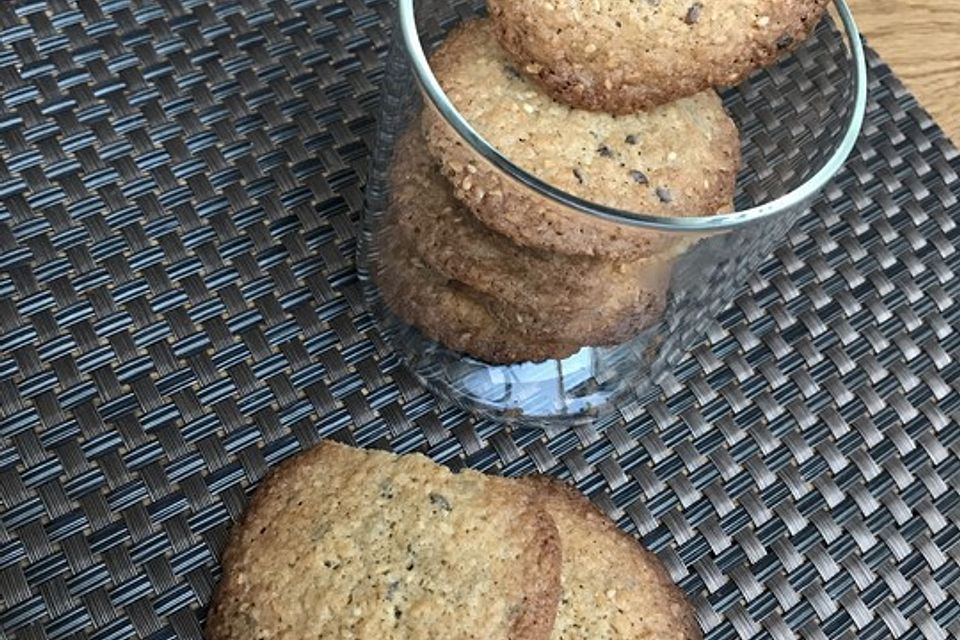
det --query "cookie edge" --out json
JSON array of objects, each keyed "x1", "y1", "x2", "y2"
[{"x1": 523, "y1": 475, "x2": 703, "y2": 640}]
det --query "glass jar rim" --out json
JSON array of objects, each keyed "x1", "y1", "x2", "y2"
[{"x1": 399, "y1": 0, "x2": 868, "y2": 232}]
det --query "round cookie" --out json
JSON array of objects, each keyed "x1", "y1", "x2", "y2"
[
  {"x1": 524, "y1": 477, "x2": 702, "y2": 640},
  {"x1": 421, "y1": 19, "x2": 741, "y2": 259},
  {"x1": 390, "y1": 128, "x2": 675, "y2": 325},
  {"x1": 376, "y1": 221, "x2": 582, "y2": 363},
  {"x1": 488, "y1": 0, "x2": 829, "y2": 113},
  {"x1": 207, "y1": 442, "x2": 563, "y2": 640},
  {"x1": 382, "y1": 199, "x2": 672, "y2": 355}
]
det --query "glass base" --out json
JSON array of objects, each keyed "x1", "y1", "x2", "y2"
[
  {"x1": 357, "y1": 5, "x2": 865, "y2": 429},
  {"x1": 374, "y1": 298, "x2": 666, "y2": 428},
  {"x1": 394, "y1": 327, "x2": 652, "y2": 428}
]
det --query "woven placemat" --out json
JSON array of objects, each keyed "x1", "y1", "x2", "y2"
[{"x1": 0, "y1": 1, "x2": 958, "y2": 639}]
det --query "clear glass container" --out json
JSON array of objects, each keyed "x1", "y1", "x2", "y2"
[{"x1": 360, "y1": 0, "x2": 868, "y2": 427}]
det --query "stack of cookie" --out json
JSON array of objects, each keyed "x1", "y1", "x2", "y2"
[
  {"x1": 208, "y1": 441, "x2": 702, "y2": 640},
  {"x1": 377, "y1": 2, "x2": 829, "y2": 364}
]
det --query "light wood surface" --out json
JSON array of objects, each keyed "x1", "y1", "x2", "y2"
[{"x1": 848, "y1": 0, "x2": 960, "y2": 141}]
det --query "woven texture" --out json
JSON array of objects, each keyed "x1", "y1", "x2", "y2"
[{"x1": 0, "y1": 1, "x2": 958, "y2": 639}]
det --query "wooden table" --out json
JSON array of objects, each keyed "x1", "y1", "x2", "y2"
[{"x1": 848, "y1": 0, "x2": 960, "y2": 141}]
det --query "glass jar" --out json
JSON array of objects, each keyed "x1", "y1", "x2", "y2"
[{"x1": 360, "y1": 0, "x2": 868, "y2": 428}]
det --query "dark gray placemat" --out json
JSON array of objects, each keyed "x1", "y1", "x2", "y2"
[{"x1": 0, "y1": 1, "x2": 957, "y2": 639}]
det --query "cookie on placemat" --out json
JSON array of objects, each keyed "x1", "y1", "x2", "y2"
[
  {"x1": 524, "y1": 476, "x2": 702, "y2": 640},
  {"x1": 377, "y1": 222, "x2": 582, "y2": 363},
  {"x1": 207, "y1": 442, "x2": 562, "y2": 640},
  {"x1": 390, "y1": 128, "x2": 674, "y2": 340},
  {"x1": 421, "y1": 19, "x2": 740, "y2": 259},
  {"x1": 488, "y1": 0, "x2": 829, "y2": 113}
]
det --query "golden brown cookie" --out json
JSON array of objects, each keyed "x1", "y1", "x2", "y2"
[
  {"x1": 377, "y1": 221, "x2": 582, "y2": 363},
  {"x1": 421, "y1": 19, "x2": 741, "y2": 259},
  {"x1": 525, "y1": 477, "x2": 702, "y2": 640},
  {"x1": 488, "y1": 0, "x2": 829, "y2": 113},
  {"x1": 207, "y1": 442, "x2": 563, "y2": 640},
  {"x1": 389, "y1": 128, "x2": 675, "y2": 341}
]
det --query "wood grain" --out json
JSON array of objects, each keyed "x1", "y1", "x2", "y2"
[{"x1": 848, "y1": 0, "x2": 960, "y2": 141}]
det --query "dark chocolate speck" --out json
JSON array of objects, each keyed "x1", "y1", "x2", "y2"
[
  {"x1": 572, "y1": 168, "x2": 584, "y2": 184},
  {"x1": 629, "y1": 170, "x2": 648, "y2": 185},
  {"x1": 656, "y1": 186, "x2": 673, "y2": 203},
  {"x1": 429, "y1": 493, "x2": 452, "y2": 511},
  {"x1": 776, "y1": 33, "x2": 794, "y2": 49},
  {"x1": 625, "y1": 134, "x2": 638, "y2": 145},
  {"x1": 386, "y1": 581, "x2": 401, "y2": 599},
  {"x1": 685, "y1": 2, "x2": 703, "y2": 24},
  {"x1": 597, "y1": 144, "x2": 614, "y2": 158}
]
